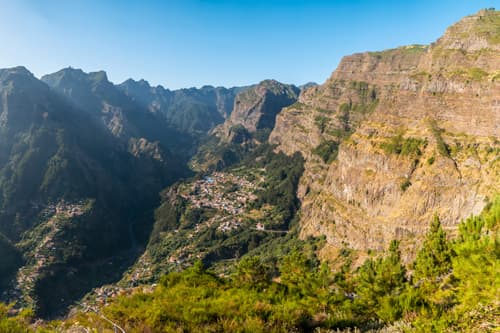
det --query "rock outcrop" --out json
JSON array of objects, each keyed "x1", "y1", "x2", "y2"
[
  {"x1": 215, "y1": 80, "x2": 300, "y2": 143},
  {"x1": 269, "y1": 9, "x2": 500, "y2": 260}
]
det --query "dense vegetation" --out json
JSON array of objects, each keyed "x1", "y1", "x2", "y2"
[
  {"x1": 245, "y1": 145, "x2": 304, "y2": 229},
  {"x1": 0, "y1": 234, "x2": 22, "y2": 290},
  {"x1": 3, "y1": 195, "x2": 494, "y2": 332},
  {"x1": 129, "y1": 144, "x2": 305, "y2": 283}
]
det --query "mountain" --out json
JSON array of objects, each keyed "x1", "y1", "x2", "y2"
[
  {"x1": 0, "y1": 67, "x2": 190, "y2": 317},
  {"x1": 118, "y1": 79, "x2": 246, "y2": 133},
  {"x1": 299, "y1": 82, "x2": 319, "y2": 90},
  {"x1": 269, "y1": 9, "x2": 500, "y2": 260},
  {"x1": 214, "y1": 80, "x2": 300, "y2": 143},
  {"x1": 189, "y1": 80, "x2": 300, "y2": 171},
  {"x1": 41, "y1": 68, "x2": 195, "y2": 157},
  {"x1": 0, "y1": 9, "x2": 498, "y2": 331}
]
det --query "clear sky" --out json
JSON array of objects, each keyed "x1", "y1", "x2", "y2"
[{"x1": 0, "y1": 0, "x2": 496, "y2": 89}]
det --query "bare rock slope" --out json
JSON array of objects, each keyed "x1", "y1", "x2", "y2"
[
  {"x1": 269, "y1": 9, "x2": 500, "y2": 259},
  {"x1": 215, "y1": 80, "x2": 299, "y2": 143}
]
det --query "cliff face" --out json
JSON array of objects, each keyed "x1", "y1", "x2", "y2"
[
  {"x1": 215, "y1": 80, "x2": 299, "y2": 142},
  {"x1": 270, "y1": 10, "x2": 500, "y2": 259}
]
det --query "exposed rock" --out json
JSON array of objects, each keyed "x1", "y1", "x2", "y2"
[
  {"x1": 269, "y1": 9, "x2": 500, "y2": 259},
  {"x1": 128, "y1": 137, "x2": 164, "y2": 161},
  {"x1": 215, "y1": 80, "x2": 300, "y2": 142}
]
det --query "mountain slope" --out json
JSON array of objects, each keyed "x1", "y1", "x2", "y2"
[
  {"x1": 41, "y1": 68, "x2": 194, "y2": 157},
  {"x1": 270, "y1": 9, "x2": 500, "y2": 259},
  {"x1": 0, "y1": 67, "x2": 188, "y2": 317}
]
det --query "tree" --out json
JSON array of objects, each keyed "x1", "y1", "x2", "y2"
[
  {"x1": 234, "y1": 256, "x2": 272, "y2": 288},
  {"x1": 413, "y1": 215, "x2": 452, "y2": 280},
  {"x1": 354, "y1": 240, "x2": 407, "y2": 322},
  {"x1": 310, "y1": 263, "x2": 335, "y2": 316},
  {"x1": 279, "y1": 251, "x2": 315, "y2": 296}
]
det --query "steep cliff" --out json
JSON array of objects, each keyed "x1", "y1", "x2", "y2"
[
  {"x1": 270, "y1": 9, "x2": 500, "y2": 259},
  {"x1": 215, "y1": 80, "x2": 299, "y2": 143}
]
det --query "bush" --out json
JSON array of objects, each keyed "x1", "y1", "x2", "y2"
[
  {"x1": 428, "y1": 120, "x2": 450, "y2": 157},
  {"x1": 380, "y1": 134, "x2": 425, "y2": 156},
  {"x1": 313, "y1": 140, "x2": 339, "y2": 163},
  {"x1": 400, "y1": 179, "x2": 411, "y2": 191}
]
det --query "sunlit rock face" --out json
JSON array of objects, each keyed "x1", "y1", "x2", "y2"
[{"x1": 270, "y1": 10, "x2": 500, "y2": 260}]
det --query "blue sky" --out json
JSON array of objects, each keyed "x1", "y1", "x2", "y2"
[{"x1": 0, "y1": 0, "x2": 496, "y2": 89}]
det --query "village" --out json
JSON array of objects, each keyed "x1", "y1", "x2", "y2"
[
  {"x1": 178, "y1": 171, "x2": 270, "y2": 234},
  {"x1": 180, "y1": 171, "x2": 261, "y2": 216},
  {"x1": 3, "y1": 199, "x2": 89, "y2": 308},
  {"x1": 73, "y1": 168, "x2": 289, "y2": 308},
  {"x1": 35, "y1": 199, "x2": 87, "y2": 219}
]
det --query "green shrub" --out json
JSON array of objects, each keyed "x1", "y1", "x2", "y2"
[
  {"x1": 380, "y1": 134, "x2": 425, "y2": 156},
  {"x1": 313, "y1": 140, "x2": 339, "y2": 163},
  {"x1": 400, "y1": 179, "x2": 411, "y2": 191},
  {"x1": 428, "y1": 120, "x2": 450, "y2": 157},
  {"x1": 314, "y1": 115, "x2": 328, "y2": 133}
]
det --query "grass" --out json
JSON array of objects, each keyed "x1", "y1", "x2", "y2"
[{"x1": 448, "y1": 67, "x2": 489, "y2": 81}]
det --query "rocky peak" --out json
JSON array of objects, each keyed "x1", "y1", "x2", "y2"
[
  {"x1": 0, "y1": 66, "x2": 34, "y2": 82},
  {"x1": 0, "y1": 66, "x2": 48, "y2": 93},
  {"x1": 332, "y1": 45, "x2": 428, "y2": 85},
  {"x1": 214, "y1": 80, "x2": 299, "y2": 142},
  {"x1": 435, "y1": 9, "x2": 499, "y2": 51},
  {"x1": 120, "y1": 78, "x2": 152, "y2": 91},
  {"x1": 118, "y1": 78, "x2": 164, "y2": 108},
  {"x1": 0, "y1": 67, "x2": 54, "y2": 131},
  {"x1": 42, "y1": 67, "x2": 109, "y2": 87},
  {"x1": 41, "y1": 68, "x2": 118, "y2": 108}
]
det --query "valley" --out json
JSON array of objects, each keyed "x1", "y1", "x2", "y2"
[{"x1": 0, "y1": 7, "x2": 498, "y2": 333}]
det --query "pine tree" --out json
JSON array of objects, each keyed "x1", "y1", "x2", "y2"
[
  {"x1": 354, "y1": 240, "x2": 407, "y2": 322},
  {"x1": 413, "y1": 215, "x2": 452, "y2": 280},
  {"x1": 235, "y1": 256, "x2": 271, "y2": 288}
]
